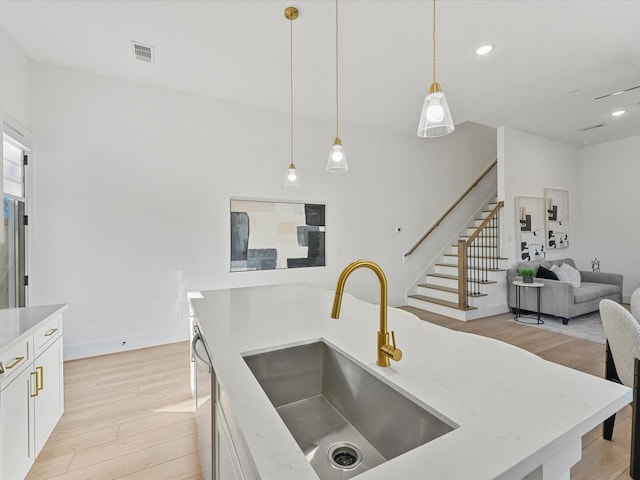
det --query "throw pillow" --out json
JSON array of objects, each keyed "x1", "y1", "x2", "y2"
[
  {"x1": 536, "y1": 265, "x2": 559, "y2": 280},
  {"x1": 561, "y1": 263, "x2": 581, "y2": 288},
  {"x1": 550, "y1": 264, "x2": 571, "y2": 284}
]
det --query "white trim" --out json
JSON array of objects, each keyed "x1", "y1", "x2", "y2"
[
  {"x1": 63, "y1": 328, "x2": 189, "y2": 360},
  {"x1": 2, "y1": 112, "x2": 32, "y2": 149}
]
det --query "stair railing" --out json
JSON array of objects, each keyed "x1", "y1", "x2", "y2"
[
  {"x1": 404, "y1": 159, "x2": 497, "y2": 258},
  {"x1": 457, "y1": 201, "x2": 504, "y2": 309}
]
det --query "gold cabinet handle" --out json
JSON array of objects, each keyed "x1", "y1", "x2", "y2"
[
  {"x1": 44, "y1": 328, "x2": 58, "y2": 337},
  {"x1": 6, "y1": 356, "x2": 25, "y2": 369},
  {"x1": 30, "y1": 371, "x2": 39, "y2": 397},
  {"x1": 36, "y1": 366, "x2": 44, "y2": 392}
]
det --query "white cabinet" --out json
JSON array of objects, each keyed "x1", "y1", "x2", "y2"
[
  {"x1": 33, "y1": 335, "x2": 64, "y2": 454},
  {"x1": 216, "y1": 387, "x2": 256, "y2": 480},
  {"x1": 0, "y1": 365, "x2": 35, "y2": 480},
  {"x1": 193, "y1": 321, "x2": 256, "y2": 480},
  {"x1": 215, "y1": 403, "x2": 243, "y2": 480},
  {"x1": 0, "y1": 307, "x2": 66, "y2": 479}
]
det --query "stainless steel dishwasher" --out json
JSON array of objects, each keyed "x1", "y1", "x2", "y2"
[{"x1": 192, "y1": 325, "x2": 215, "y2": 480}]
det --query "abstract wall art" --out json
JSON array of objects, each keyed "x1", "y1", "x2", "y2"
[
  {"x1": 544, "y1": 188, "x2": 569, "y2": 249},
  {"x1": 515, "y1": 196, "x2": 546, "y2": 262},
  {"x1": 230, "y1": 199, "x2": 325, "y2": 271}
]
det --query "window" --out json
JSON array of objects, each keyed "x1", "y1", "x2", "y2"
[{"x1": 3, "y1": 134, "x2": 25, "y2": 199}]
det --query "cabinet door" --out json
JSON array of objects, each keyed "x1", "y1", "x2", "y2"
[
  {"x1": 215, "y1": 404, "x2": 244, "y2": 480},
  {"x1": 34, "y1": 336, "x2": 64, "y2": 455},
  {"x1": 0, "y1": 366, "x2": 35, "y2": 480},
  {"x1": 195, "y1": 337, "x2": 213, "y2": 480}
]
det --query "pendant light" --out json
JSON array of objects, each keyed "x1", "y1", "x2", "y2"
[
  {"x1": 417, "y1": 0, "x2": 455, "y2": 138},
  {"x1": 326, "y1": 0, "x2": 348, "y2": 173},
  {"x1": 284, "y1": 6, "x2": 301, "y2": 188}
]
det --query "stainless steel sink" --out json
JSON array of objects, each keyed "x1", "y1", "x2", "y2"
[{"x1": 243, "y1": 341, "x2": 456, "y2": 479}]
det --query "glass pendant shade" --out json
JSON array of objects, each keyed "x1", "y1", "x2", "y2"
[
  {"x1": 417, "y1": 82, "x2": 455, "y2": 138},
  {"x1": 284, "y1": 163, "x2": 301, "y2": 188},
  {"x1": 326, "y1": 138, "x2": 348, "y2": 173}
]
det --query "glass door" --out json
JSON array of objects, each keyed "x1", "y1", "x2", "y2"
[{"x1": 1, "y1": 133, "x2": 27, "y2": 308}]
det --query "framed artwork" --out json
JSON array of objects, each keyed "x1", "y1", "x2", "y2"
[
  {"x1": 230, "y1": 199, "x2": 325, "y2": 271},
  {"x1": 515, "y1": 196, "x2": 546, "y2": 262},
  {"x1": 544, "y1": 189, "x2": 569, "y2": 249}
]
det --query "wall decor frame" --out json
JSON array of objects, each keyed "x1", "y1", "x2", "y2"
[
  {"x1": 515, "y1": 196, "x2": 546, "y2": 262},
  {"x1": 544, "y1": 188, "x2": 569, "y2": 249},
  {"x1": 230, "y1": 199, "x2": 325, "y2": 271}
]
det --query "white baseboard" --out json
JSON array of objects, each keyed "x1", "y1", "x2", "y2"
[
  {"x1": 471, "y1": 303, "x2": 511, "y2": 320},
  {"x1": 63, "y1": 328, "x2": 189, "y2": 360},
  {"x1": 389, "y1": 296, "x2": 407, "y2": 308}
]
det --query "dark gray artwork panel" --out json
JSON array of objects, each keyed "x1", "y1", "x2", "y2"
[
  {"x1": 305, "y1": 204, "x2": 325, "y2": 226},
  {"x1": 247, "y1": 249, "x2": 277, "y2": 270},
  {"x1": 230, "y1": 212, "x2": 249, "y2": 261},
  {"x1": 296, "y1": 226, "x2": 320, "y2": 247}
]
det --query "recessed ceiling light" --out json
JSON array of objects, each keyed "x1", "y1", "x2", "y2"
[
  {"x1": 475, "y1": 45, "x2": 494, "y2": 55},
  {"x1": 611, "y1": 110, "x2": 626, "y2": 117}
]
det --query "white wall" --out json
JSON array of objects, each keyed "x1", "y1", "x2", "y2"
[
  {"x1": 0, "y1": 24, "x2": 30, "y2": 129},
  {"x1": 29, "y1": 62, "x2": 496, "y2": 359},
  {"x1": 577, "y1": 135, "x2": 640, "y2": 300},
  {"x1": 498, "y1": 127, "x2": 580, "y2": 266}
]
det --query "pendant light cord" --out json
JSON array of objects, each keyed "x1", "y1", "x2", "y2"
[
  {"x1": 432, "y1": 0, "x2": 437, "y2": 84},
  {"x1": 335, "y1": 0, "x2": 339, "y2": 139},
  {"x1": 290, "y1": 15, "x2": 294, "y2": 166}
]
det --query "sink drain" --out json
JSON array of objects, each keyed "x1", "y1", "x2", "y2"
[{"x1": 328, "y1": 442, "x2": 363, "y2": 470}]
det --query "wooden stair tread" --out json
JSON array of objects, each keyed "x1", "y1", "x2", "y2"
[
  {"x1": 426, "y1": 273, "x2": 498, "y2": 284},
  {"x1": 417, "y1": 283, "x2": 457, "y2": 293},
  {"x1": 458, "y1": 235, "x2": 499, "y2": 239},
  {"x1": 408, "y1": 294, "x2": 477, "y2": 311},
  {"x1": 417, "y1": 284, "x2": 488, "y2": 298},
  {"x1": 436, "y1": 262, "x2": 505, "y2": 272},
  {"x1": 443, "y1": 253, "x2": 508, "y2": 260},
  {"x1": 457, "y1": 237, "x2": 498, "y2": 241},
  {"x1": 427, "y1": 272, "x2": 458, "y2": 280}
]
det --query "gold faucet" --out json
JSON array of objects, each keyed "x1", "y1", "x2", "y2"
[{"x1": 331, "y1": 259, "x2": 402, "y2": 367}]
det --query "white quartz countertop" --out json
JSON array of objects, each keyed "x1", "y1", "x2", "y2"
[
  {"x1": 191, "y1": 283, "x2": 631, "y2": 480},
  {"x1": 0, "y1": 304, "x2": 68, "y2": 351}
]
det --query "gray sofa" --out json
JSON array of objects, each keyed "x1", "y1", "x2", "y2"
[{"x1": 507, "y1": 258, "x2": 623, "y2": 325}]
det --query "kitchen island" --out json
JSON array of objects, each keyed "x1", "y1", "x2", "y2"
[{"x1": 191, "y1": 283, "x2": 630, "y2": 480}]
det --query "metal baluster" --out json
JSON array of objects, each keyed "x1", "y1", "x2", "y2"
[
  {"x1": 468, "y1": 240, "x2": 471, "y2": 301},
  {"x1": 483, "y1": 224, "x2": 487, "y2": 285}
]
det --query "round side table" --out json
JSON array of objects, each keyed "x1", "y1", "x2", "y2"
[{"x1": 513, "y1": 280, "x2": 545, "y2": 325}]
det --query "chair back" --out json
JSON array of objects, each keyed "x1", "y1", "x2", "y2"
[
  {"x1": 600, "y1": 299, "x2": 640, "y2": 387},
  {"x1": 631, "y1": 287, "x2": 640, "y2": 321}
]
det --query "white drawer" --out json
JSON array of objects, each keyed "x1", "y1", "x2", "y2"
[
  {"x1": 0, "y1": 337, "x2": 32, "y2": 387},
  {"x1": 34, "y1": 314, "x2": 62, "y2": 356}
]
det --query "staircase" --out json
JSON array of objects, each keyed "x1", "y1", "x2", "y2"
[{"x1": 407, "y1": 198, "x2": 508, "y2": 321}]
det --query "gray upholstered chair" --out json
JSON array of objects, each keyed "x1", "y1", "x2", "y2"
[
  {"x1": 631, "y1": 287, "x2": 640, "y2": 321},
  {"x1": 600, "y1": 298, "x2": 640, "y2": 478}
]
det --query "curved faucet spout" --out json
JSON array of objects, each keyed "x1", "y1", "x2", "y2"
[{"x1": 331, "y1": 259, "x2": 402, "y2": 367}]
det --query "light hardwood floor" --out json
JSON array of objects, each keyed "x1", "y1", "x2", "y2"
[
  {"x1": 26, "y1": 341, "x2": 201, "y2": 480},
  {"x1": 26, "y1": 310, "x2": 632, "y2": 480}
]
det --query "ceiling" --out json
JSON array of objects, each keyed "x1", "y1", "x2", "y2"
[{"x1": 0, "y1": 0, "x2": 639, "y2": 146}]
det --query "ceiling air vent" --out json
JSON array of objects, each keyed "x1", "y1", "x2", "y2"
[
  {"x1": 578, "y1": 124, "x2": 605, "y2": 132},
  {"x1": 132, "y1": 41, "x2": 154, "y2": 63}
]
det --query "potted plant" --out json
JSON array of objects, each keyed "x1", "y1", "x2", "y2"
[{"x1": 518, "y1": 268, "x2": 537, "y2": 283}]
